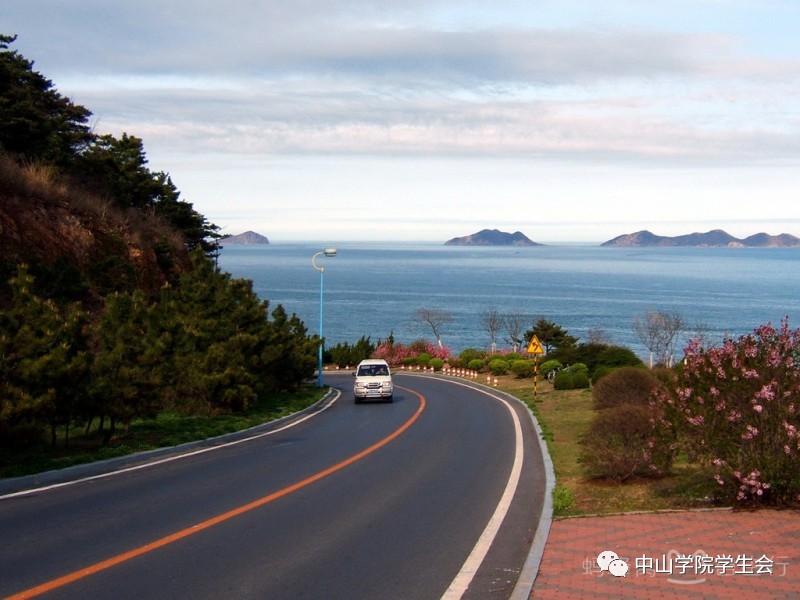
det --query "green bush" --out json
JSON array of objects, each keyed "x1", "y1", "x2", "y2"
[
  {"x1": 572, "y1": 371, "x2": 590, "y2": 389},
  {"x1": 539, "y1": 359, "x2": 563, "y2": 376},
  {"x1": 459, "y1": 348, "x2": 485, "y2": 365},
  {"x1": 429, "y1": 358, "x2": 444, "y2": 371},
  {"x1": 552, "y1": 485, "x2": 574, "y2": 515},
  {"x1": 511, "y1": 359, "x2": 534, "y2": 378},
  {"x1": 504, "y1": 352, "x2": 523, "y2": 362},
  {"x1": 570, "y1": 362, "x2": 589, "y2": 376},
  {"x1": 553, "y1": 370, "x2": 575, "y2": 390},
  {"x1": 467, "y1": 358, "x2": 485, "y2": 371},
  {"x1": 595, "y1": 346, "x2": 644, "y2": 369},
  {"x1": 591, "y1": 365, "x2": 613, "y2": 384},
  {"x1": 488, "y1": 358, "x2": 509, "y2": 375},
  {"x1": 402, "y1": 356, "x2": 418, "y2": 367},
  {"x1": 416, "y1": 352, "x2": 432, "y2": 366},
  {"x1": 327, "y1": 335, "x2": 375, "y2": 367}
]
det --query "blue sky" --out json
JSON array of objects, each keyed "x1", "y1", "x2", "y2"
[{"x1": 3, "y1": 0, "x2": 799, "y2": 242}]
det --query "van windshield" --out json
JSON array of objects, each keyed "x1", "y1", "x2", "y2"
[{"x1": 358, "y1": 365, "x2": 389, "y2": 376}]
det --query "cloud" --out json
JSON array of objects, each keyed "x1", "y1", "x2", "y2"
[{"x1": 3, "y1": 0, "x2": 799, "y2": 244}]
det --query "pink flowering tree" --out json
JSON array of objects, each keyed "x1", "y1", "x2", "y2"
[
  {"x1": 372, "y1": 339, "x2": 452, "y2": 366},
  {"x1": 656, "y1": 319, "x2": 800, "y2": 506}
]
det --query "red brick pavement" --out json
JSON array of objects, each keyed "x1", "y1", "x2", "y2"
[{"x1": 531, "y1": 509, "x2": 800, "y2": 599}]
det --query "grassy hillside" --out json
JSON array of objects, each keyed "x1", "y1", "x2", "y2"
[{"x1": 0, "y1": 151, "x2": 190, "y2": 306}]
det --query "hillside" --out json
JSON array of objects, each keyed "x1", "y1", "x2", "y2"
[
  {"x1": 601, "y1": 229, "x2": 800, "y2": 248},
  {"x1": 445, "y1": 229, "x2": 542, "y2": 246},
  {"x1": 0, "y1": 155, "x2": 190, "y2": 304}
]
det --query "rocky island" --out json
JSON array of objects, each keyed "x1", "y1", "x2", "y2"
[
  {"x1": 223, "y1": 231, "x2": 270, "y2": 245},
  {"x1": 445, "y1": 229, "x2": 542, "y2": 246},
  {"x1": 602, "y1": 229, "x2": 800, "y2": 248}
]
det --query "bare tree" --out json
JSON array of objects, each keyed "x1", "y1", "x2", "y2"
[
  {"x1": 415, "y1": 307, "x2": 453, "y2": 349},
  {"x1": 479, "y1": 306, "x2": 503, "y2": 353},
  {"x1": 503, "y1": 310, "x2": 528, "y2": 353},
  {"x1": 587, "y1": 328, "x2": 613, "y2": 345},
  {"x1": 633, "y1": 309, "x2": 684, "y2": 367}
]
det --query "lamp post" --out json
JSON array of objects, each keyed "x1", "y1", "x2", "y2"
[{"x1": 312, "y1": 249, "x2": 336, "y2": 387}]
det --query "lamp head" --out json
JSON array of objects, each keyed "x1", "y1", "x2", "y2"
[{"x1": 324, "y1": 249, "x2": 337, "y2": 257}]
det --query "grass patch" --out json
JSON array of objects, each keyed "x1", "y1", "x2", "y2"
[
  {"x1": 0, "y1": 386, "x2": 327, "y2": 479},
  {"x1": 497, "y1": 376, "x2": 726, "y2": 516}
]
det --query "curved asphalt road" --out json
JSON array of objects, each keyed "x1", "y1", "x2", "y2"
[{"x1": 0, "y1": 373, "x2": 550, "y2": 600}]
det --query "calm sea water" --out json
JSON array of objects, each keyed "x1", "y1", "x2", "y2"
[{"x1": 217, "y1": 243, "x2": 800, "y2": 360}]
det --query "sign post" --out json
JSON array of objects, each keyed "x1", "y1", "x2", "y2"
[{"x1": 526, "y1": 335, "x2": 545, "y2": 400}]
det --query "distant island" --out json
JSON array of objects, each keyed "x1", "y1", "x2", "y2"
[
  {"x1": 445, "y1": 229, "x2": 542, "y2": 246},
  {"x1": 602, "y1": 229, "x2": 800, "y2": 248},
  {"x1": 224, "y1": 231, "x2": 270, "y2": 245}
]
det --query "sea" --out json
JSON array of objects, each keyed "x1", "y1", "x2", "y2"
[{"x1": 217, "y1": 243, "x2": 800, "y2": 361}]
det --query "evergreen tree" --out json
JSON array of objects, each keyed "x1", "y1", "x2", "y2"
[
  {"x1": 0, "y1": 266, "x2": 90, "y2": 446},
  {"x1": 525, "y1": 318, "x2": 578, "y2": 354},
  {"x1": 0, "y1": 34, "x2": 93, "y2": 165},
  {"x1": 91, "y1": 291, "x2": 164, "y2": 441},
  {"x1": 79, "y1": 133, "x2": 221, "y2": 253}
]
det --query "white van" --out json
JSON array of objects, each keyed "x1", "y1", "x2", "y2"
[{"x1": 353, "y1": 359, "x2": 393, "y2": 403}]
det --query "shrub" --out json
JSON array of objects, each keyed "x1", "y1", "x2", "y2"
[
  {"x1": 504, "y1": 352, "x2": 523, "y2": 362},
  {"x1": 596, "y1": 346, "x2": 644, "y2": 369},
  {"x1": 580, "y1": 403, "x2": 674, "y2": 481},
  {"x1": 592, "y1": 366, "x2": 661, "y2": 410},
  {"x1": 511, "y1": 360, "x2": 534, "y2": 378},
  {"x1": 416, "y1": 352, "x2": 432, "y2": 366},
  {"x1": 553, "y1": 370, "x2": 575, "y2": 390},
  {"x1": 591, "y1": 365, "x2": 613, "y2": 384},
  {"x1": 540, "y1": 359, "x2": 563, "y2": 376},
  {"x1": 459, "y1": 348, "x2": 485, "y2": 365},
  {"x1": 552, "y1": 486, "x2": 574, "y2": 515},
  {"x1": 571, "y1": 371, "x2": 590, "y2": 389},
  {"x1": 488, "y1": 358, "x2": 509, "y2": 375},
  {"x1": 658, "y1": 319, "x2": 800, "y2": 506},
  {"x1": 429, "y1": 358, "x2": 444, "y2": 371},
  {"x1": 468, "y1": 359, "x2": 485, "y2": 371},
  {"x1": 327, "y1": 335, "x2": 375, "y2": 367},
  {"x1": 570, "y1": 362, "x2": 589, "y2": 376}
]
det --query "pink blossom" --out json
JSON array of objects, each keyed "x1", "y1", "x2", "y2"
[
  {"x1": 741, "y1": 425, "x2": 758, "y2": 440},
  {"x1": 756, "y1": 384, "x2": 776, "y2": 402},
  {"x1": 727, "y1": 410, "x2": 742, "y2": 423}
]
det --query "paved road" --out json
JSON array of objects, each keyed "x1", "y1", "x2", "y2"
[{"x1": 0, "y1": 373, "x2": 547, "y2": 599}]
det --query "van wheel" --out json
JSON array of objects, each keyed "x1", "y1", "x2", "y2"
[
  {"x1": 354, "y1": 396, "x2": 362, "y2": 404},
  {"x1": 385, "y1": 396, "x2": 393, "y2": 403}
]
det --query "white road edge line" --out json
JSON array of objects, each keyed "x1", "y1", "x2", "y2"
[
  {"x1": 440, "y1": 380, "x2": 524, "y2": 600},
  {"x1": 0, "y1": 389, "x2": 341, "y2": 500}
]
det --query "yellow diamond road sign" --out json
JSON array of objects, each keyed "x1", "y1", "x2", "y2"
[{"x1": 527, "y1": 335, "x2": 544, "y2": 355}]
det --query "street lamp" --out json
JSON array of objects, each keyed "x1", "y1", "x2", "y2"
[{"x1": 312, "y1": 249, "x2": 337, "y2": 387}]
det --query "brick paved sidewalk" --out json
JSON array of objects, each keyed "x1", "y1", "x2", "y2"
[{"x1": 531, "y1": 509, "x2": 800, "y2": 599}]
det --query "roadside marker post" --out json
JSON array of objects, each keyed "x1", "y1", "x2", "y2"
[{"x1": 526, "y1": 335, "x2": 545, "y2": 400}]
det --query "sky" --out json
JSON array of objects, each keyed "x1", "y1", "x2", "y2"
[{"x1": 3, "y1": 0, "x2": 799, "y2": 243}]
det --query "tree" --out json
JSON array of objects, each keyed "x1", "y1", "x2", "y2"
[
  {"x1": 479, "y1": 306, "x2": 503, "y2": 353},
  {"x1": 79, "y1": 133, "x2": 220, "y2": 253},
  {"x1": 0, "y1": 265, "x2": 90, "y2": 447},
  {"x1": 90, "y1": 291, "x2": 164, "y2": 441},
  {"x1": 633, "y1": 309, "x2": 684, "y2": 367},
  {"x1": 657, "y1": 319, "x2": 800, "y2": 506},
  {"x1": 525, "y1": 318, "x2": 578, "y2": 354},
  {"x1": 0, "y1": 34, "x2": 94, "y2": 165},
  {"x1": 415, "y1": 307, "x2": 453, "y2": 349},
  {"x1": 503, "y1": 310, "x2": 528, "y2": 353}
]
